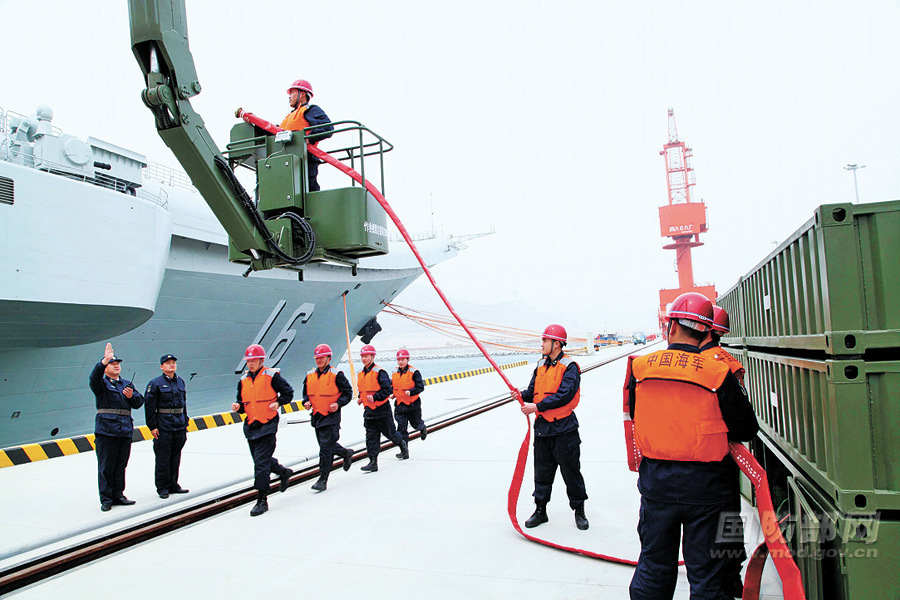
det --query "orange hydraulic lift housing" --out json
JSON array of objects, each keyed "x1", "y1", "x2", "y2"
[{"x1": 657, "y1": 109, "x2": 716, "y2": 329}]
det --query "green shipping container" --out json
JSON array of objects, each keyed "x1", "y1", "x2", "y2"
[
  {"x1": 739, "y1": 349, "x2": 900, "y2": 513},
  {"x1": 787, "y1": 475, "x2": 899, "y2": 600},
  {"x1": 718, "y1": 200, "x2": 900, "y2": 355}
]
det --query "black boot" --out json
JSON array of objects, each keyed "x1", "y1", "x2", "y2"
[
  {"x1": 250, "y1": 494, "x2": 268, "y2": 517},
  {"x1": 525, "y1": 502, "x2": 548, "y2": 528},
  {"x1": 395, "y1": 438, "x2": 409, "y2": 460},
  {"x1": 342, "y1": 448, "x2": 353, "y2": 471},
  {"x1": 280, "y1": 468, "x2": 293, "y2": 493},
  {"x1": 574, "y1": 503, "x2": 589, "y2": 530},
  {"x1": 311, "y1": 476, "x2": 327, "y2": 491},
  {"x1": 419, "y1": 426, "x2": 427, "y2": 441},
  {"x1": 360, "y1": 459, "x2": 378, "y2": 472}
]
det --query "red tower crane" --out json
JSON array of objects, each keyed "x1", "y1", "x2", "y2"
[{"x1": 657, "y1": 108, "x2": 716, "y2": 327}]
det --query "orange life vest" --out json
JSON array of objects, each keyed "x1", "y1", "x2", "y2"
[
  {"x1": 392, "y1": 367, "x2": 420, "y2": 406},
  {"x1": 632, "y1": 349, "x2": 731, "y2": 462},
  {"x1": 533, "y1": 356, "x2": 580, "y2": 422},
  {"x1": 280, "y1": 105, "x2": 309, "y2": 131},
  {"x1": 701, "y1": 346, "x2": 745, "y2": 385},
  {"x1": 305, "y1": 368, "x2": 340, "y2": 416},
  {"x1": 358, "y1": 365, "x2": 388, "y2": 410},
  {"x1": 239, "y1": 367, "x2": 280, "y2": 425}
]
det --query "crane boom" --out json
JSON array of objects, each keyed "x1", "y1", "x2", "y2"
[{"x1": 128, "y1": 0, "x2": 286, "y2": 268}]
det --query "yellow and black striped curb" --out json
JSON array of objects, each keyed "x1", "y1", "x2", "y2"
[
  {"x1": 0, "y1": 360, "x2": 530, "y2": 468},
  {"x1": 422, "y1": 359, "x2": 529, "y2": 385}
]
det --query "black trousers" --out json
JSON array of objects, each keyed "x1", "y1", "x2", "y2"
[
  {"x1": 95, "y1": 434, "x2": 132, "y2": 504},
  {"x1": 395, "y1": 401, "x2": 426, "y2": 441},
  {"x1": 533, "y1": 429, "x2": 587, "y2": 508},
  {"x1": 308, "y1": 161, "x2": 320, "y2": 192},
  {"x1": 153, "y1": 429, "x2": 187, "y2": 493},
  {"x1": 247, "y1": 433, "x2": 287, "y2": 493},
  {"x1": 315, "y1": 424, "x2": 349, "y2": 479},
  {"x1": 723, "y1": 486, "x2": 747, "y2": 588},
  {"x1": 629, "y1": 495, "x2": 732, "y2": 600},
  {"x1": 365, "y1": 415, "x2": 402, "y2": 460}
]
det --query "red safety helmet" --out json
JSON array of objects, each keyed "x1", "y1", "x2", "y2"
[
  {"x1": 313, "y1": 343, "x2": 332, "y2": 358},
  {"x1": 667, "y1": 292, "x2": 714, "y2": 332},
  {"x1": 542, "y1": 324, "x2": 568, "y2": 344},
  {"x1": 244, "y1": 344, "x2": 266, "y2": 360},
  {"x1": 396, "y1": 349, "x2": 410, "y2": 360},
  {"x1": 360, "y1": 344, "x2": 376, "y2": 356},
  {"x1": 287, "y1": 79, "x2": 314, "y2": 97},
  {"x1": 711, "y1": 305, "x2": 730, "y2": 334}
]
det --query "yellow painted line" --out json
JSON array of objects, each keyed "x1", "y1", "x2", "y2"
[
  {"x1": 85, "y1": 434, "x2": 96, "y2": 449},
  {"x1": 137, "y1": 426, "x2": 153, "y2": 440},
  {"x1": 0, "y1": 451, "x2": 13, "y2": 468},
  {"x1": 57, "y1": 438, "x2": 80, "y2": 456},
  {"x1": 202, "y1": 415, "x2": 216, "y2": 429},
  {"x1": 186, "y1": 420, "x2": 198, "y2": 432},
  {"x1": 22, "y1": 443, "x2": 49, "y2": 463},
  {"x1": 222, "y1": 413, "x2": 235, "y2": 425}
]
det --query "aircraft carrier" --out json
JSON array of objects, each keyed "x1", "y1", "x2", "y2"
[{"x1": 0, "y1": 104, "x2": 459, "y2": 448}]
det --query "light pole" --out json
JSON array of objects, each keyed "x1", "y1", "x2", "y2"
[{"x1": 843, "y1": 163, "x2": 866, "y2": 203}]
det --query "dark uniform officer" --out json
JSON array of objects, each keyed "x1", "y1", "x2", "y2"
[
  {"x1": 302, "y1": 343, "x2": 354, "y2": 492},
  {"x1": 89, "y1": 343, "x2": 144, "y2": 512},
  {"x1": 627, "y1": 293, "x2": 758, "y2": 600},
  {"x1": 144, "y1": 353, "x2": 189, "y2": 499},
  {"x1": 517, "y1": 324, "x2": 589, "y2": 531},
  {"x1": 699, "y1": 305, "x2": 748, "y2": 598},
  {"x1": 357, "y1": 345, "x2": 408, "y2": 472},
  {"x1": 392, "y1": 348, "x2": 427, "y2": 450},
  {"x1": 233, "y1": 344, "x2": 294, "y2": 517}
]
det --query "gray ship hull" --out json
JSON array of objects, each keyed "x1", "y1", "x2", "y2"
[
  {"x1": 0, "y1": 105, "x2": 455, "y2": 449},
  {"x1": 1, "y1": 235, "x2": 421, "y2": 447}
]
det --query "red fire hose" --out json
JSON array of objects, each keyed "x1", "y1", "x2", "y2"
[{"x1": 236, "y1": 110, "x2": 805, "y2": 597}]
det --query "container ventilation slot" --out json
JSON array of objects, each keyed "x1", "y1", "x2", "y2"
[{"x1": 0, "y1": 176, "x2": 13, "y2": 205}]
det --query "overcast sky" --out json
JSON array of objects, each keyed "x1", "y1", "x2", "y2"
[{"x1": 3, "y1": 0, "x2": 898, "y2": 339}]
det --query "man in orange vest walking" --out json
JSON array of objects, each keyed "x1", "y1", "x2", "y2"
[
  {"x1": 516, "y1": 324, "x2": 589, "y2": 531},
  {"x1": 392, "y1": 348, "x2": 427, "y2": 450},
  {"x1": 302, "y1": 343, "x2": 353, "y2": 491},
  {"x1": 357, "y1": 345, "x2": 408, "y2": 472},
  {"x1": 231, "y1": 344, "x2": 295, "y2": 517},
  {"x1": 281, "y1": 79, "x2": 333, "y2": 192},
  {"x1": 699, "y1": 304, "x2": 747, "y2": 597},
  {"x1": 626, "y1": 293, "x2": 758, "y2": 599}
]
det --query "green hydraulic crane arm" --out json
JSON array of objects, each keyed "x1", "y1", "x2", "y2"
[{"x1": 127, "y1": 0, "x2": 271, "y2": 262}]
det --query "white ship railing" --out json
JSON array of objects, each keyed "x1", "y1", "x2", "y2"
[
  {"x1": 144, "y1": 161, "x2": 197, "y2": 194},
  {"x1": 21, "y1": 153, "x2": 169, "y2": 208}
]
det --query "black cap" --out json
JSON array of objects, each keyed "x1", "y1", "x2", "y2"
[
  {"x1": 109, "y1": 356, "x2": 123, "y2": 363},
  {"x1": 160, "y1": 354, "x2": 178, "y2": 364}
]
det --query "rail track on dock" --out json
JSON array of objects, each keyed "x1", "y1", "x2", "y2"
[{"x1": 0, "y1": 345, "x2": 652, "y2": 595}]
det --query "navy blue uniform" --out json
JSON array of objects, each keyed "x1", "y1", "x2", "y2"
[
  {"x1": 361, "y1": 364, "x2": 403, "y2": 460},
  {"x1": 521, "y1": 356, "x2": 587, "y2": 508},
  {"x1": 394, "y1": 367, "x2": 427, "y2": 441},
  {"x1": 627, "y1": 342, "x2": 758, "y2": 600},
  {"x1": 302, "y1": 366, "x2": 352, "y2": 478},
  {"x1": 89, "y1": 362, "x2": 143, "y2": 505},
  {"x1": 303, "y1": 104, "x2": 333, "y2": 191},
  {"x1": 235, "y1": 369, "x2": 294, "y2": 492},
  {"x1": 145, "y1": 374, "x2": 188, "y2": 494}
]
